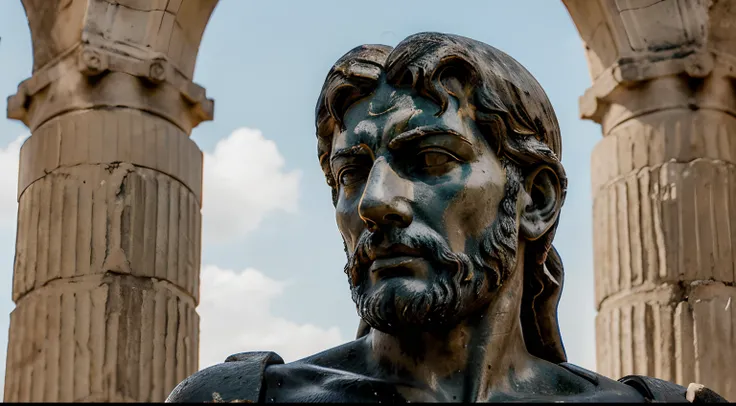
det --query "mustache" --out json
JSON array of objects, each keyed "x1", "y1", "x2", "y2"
[{"x1": 344, "y1": 225, "x2": 476, "y2": 287}]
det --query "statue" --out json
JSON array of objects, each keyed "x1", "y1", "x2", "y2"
[{"x1": 167, "y1": 33, "x2": 728, "y2": 403}]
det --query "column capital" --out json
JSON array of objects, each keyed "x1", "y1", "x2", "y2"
[
  {"x1": 563, "y1": 0, "x2": 736, "y2": 128},
  {"x1": 7, "y1": 0, "x2": 218, "y2": 133}
]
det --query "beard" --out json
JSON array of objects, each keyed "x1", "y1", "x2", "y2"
[{"x1": 345, "y1": 180, "x2": 521, "y2": 334}]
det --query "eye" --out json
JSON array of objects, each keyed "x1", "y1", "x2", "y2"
[
  {"x1": 338, "y1": 167, "x2": 367, "y2": 187},
  {"x1": 418, "y1": 149, "x2": 457, "y2": 168}
]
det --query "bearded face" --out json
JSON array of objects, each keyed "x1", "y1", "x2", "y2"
[{"x1": 331, "y1": 81, "x2": 522, "y2": 334}]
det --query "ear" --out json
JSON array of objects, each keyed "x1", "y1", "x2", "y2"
[{"x1": 519, "y1": 166, "x2": 562, "y2": 241}]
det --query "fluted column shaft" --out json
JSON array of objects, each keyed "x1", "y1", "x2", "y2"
[
  {"x1": 4, "y1": 0, "x2": 217, "y2": 402},
  {"x1": 564, "y1": 0, "x2": 736, "y2": 400}
]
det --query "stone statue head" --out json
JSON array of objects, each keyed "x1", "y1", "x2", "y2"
[{"x1": 315, "y1": 32, "x2": 568, "y2": 364}]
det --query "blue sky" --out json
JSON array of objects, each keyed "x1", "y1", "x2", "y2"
[{"x1": 0, "y1": 0, "x2": 602, "y2": 395}]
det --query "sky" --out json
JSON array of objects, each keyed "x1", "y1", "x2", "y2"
[{"x1": 0, "y1": 0, "x2": 603, "y2": 396}]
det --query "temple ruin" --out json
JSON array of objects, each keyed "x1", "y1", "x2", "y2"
[
  {"x1": 3, "y1": 0, "x2": 735, "y2": 402},
  {"x1": 565, "y1": 0, "x2": 736, "y2": 400},
  {"x1": 3, "y1": 0, "x2": 216, "y2": 401}
]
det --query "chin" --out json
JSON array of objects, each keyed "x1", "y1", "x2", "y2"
[{"x1": 354, "y1": 276, "x2": 467, "y2": 334}]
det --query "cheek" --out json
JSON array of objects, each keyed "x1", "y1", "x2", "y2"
[{"x1": 443, "y1": 161, "x2": 506, "y2": 251}]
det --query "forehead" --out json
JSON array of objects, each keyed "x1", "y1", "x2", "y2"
[{"x1": 333, "y1": 81, "x2": 466, "y2": 151}]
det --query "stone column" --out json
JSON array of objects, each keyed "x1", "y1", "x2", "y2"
[
  {"x1": 4, "y1": 0, "x2": 217, "y2": 402},
  {"x1": 563, "y1": 0, "x2": 736, "y2": 400}
]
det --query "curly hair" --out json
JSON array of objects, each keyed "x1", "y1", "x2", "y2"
[{"x1": 315, "y1": 32, "x2": 569, "y2": 364}]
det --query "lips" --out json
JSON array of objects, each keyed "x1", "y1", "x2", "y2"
[
  {"x1": 368, "y1": 255, "x2": 420, "y2": 275},
  {"x1": 366, "y1": 243, "x2": 422, "y2": 262},
  {"x1": 353, "y1": 241, "x2": 429, "y2": 282},
  {"x1": 364, "y1": 242, "x2": 428, "y2": 281}
]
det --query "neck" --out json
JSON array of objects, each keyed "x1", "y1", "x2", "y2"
[{"x1": 365, "y1": 246, "x2": 535, "y2": 402}]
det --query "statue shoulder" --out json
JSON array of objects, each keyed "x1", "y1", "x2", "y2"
[
  {"x1": 559, "y1": 363, "x2": 727, "y2": 402},
  {"x1": 557, "y1": 362, "x2": 645, "y2": 401},
  {"x1": 166, "y1": 351, "x2": 285, "y2": 403},
  {"x1": 619, "y1": 375, "x2": 728, "y2": 403}
]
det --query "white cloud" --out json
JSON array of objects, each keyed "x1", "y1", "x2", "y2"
[
  {"x1": 197, "y1": 129, "x2": 342, "y2": 369},
  {"x1": 198, "y1": 265, "x2": 345, "y2": 369},
  {"x1": 202, "y1": 128, "x2": 301, "y2": 241},
  {"x1": 0, "y1": 135, "x2": 27, "y2": 230}
]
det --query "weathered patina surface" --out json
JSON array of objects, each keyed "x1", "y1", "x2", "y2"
[{"x1": 167, "y1": 32, "x2": 727, "y2": 403}]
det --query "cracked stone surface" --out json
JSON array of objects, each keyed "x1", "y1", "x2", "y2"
[
  {"x1": 564, "y1": 0, "x2": 736, "y2": 401},
  {"x1": 4, "y1": 0, "x2": 217, "y2": 402}
]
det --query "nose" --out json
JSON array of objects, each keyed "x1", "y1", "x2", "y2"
[{"x1": 358, "y1": 158, "x2": 413, "y2": 231}]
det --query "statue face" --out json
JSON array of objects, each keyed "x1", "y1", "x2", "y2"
[{"x1": 331, "y1": 80, "x2": 517, "y2": 333}]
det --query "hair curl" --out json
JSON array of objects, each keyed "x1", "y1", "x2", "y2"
[{"x1": 315, "y1": 32, "x2": 569, "y2": 364}]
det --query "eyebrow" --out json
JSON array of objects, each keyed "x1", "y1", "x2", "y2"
[
  {"x1": 387, "y1": 125, "x2": 472, "y2": 150},
  {"x1": 330, "y1": 143, "x2": 375, "y2": 164}
]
